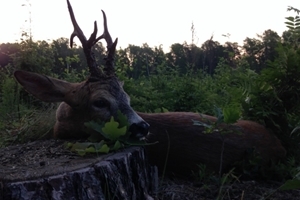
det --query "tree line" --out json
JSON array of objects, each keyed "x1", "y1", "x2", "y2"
[{"x1": 0, "y1": 29, "x2": 294, "y2": 80}]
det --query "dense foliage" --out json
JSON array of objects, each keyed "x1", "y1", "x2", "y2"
[{"x1": 0, "y1": 6, "x2": 300, "y2": 183}]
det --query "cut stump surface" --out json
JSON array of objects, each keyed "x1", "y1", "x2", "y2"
[{"x1": 0, "y1": 140, "x2": 157, "y2": 200}]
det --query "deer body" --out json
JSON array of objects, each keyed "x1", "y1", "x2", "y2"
[
  {"x1": 14, "y1": 0, "x2": 286, "y2": 175},
  {"x1": 138, "y1": 112, "x2": 286, "y2": 174}
]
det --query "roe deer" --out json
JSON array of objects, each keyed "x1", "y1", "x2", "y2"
[
  {"x1": 14, "y1": 0, "x2": 149, "y2": 139},
  {"x1": 14, "y1": 0, "x2": 286, "y2": 175}
]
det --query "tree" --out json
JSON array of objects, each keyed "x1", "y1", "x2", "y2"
[
  {"x1": 166, "y1": 42, "x2": 203, "y2": 74},
  {"x1": 243, "y1": 37, "x2": 263, "y2": 72},
  {"x1": 259, "y1": 30, "x2": 281, "y2": 67},
  {"x1": 166, "y1": 43, "x2": 188, "y2": 73},
  {"x1": 51, "y1": 37, "x2": 80, "y2": 76},
  {"x1": 13, "y1": 39, "x2": 54, "y2": 75},
  {"x1": 118, "y1": 44, "x2": 166, "y2": 79},
  {"x1": 243, "y1": 30, "x2": 281, "y2": 72},
  {"x1": 0, "y1": 43, "x2": 20, "y2": 69},
  {"x1": 223, "y1": 42, "x2": 241, "y2": 68},
  {"x1": 201, "y1": 39, "x2": 225, "y2": 75}
]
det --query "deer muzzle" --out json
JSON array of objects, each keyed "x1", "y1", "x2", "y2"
[{"x1": 129, "y1": 121, "x2": 150, "y2": 139}]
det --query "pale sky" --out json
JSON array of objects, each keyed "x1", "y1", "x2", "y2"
[{"x1": 0, "y1": 0, "x2": 299, "y2": 52}]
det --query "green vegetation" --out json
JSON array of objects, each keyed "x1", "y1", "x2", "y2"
[
  {"x1": 67, "y1": 111, "x2": 153, "y2": 155},
  {"x1": 0, "y1": 5, "x2": 300, "y2": 192}
]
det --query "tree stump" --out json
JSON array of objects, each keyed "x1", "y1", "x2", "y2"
[{"x1": 0, "y1": 140, "x2": 158, "y2": 200}]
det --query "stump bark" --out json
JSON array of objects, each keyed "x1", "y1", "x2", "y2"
[{"x1": 0, "y1": 140, "x2": 158, "y2": 200}]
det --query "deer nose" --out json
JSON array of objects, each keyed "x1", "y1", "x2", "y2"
[{"x1": 129, "y1": 121, "x2": 150, "y2": 139}]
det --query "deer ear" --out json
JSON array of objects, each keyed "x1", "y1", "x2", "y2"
[{"x1": 14, "y1": 70, "x2": 73, "y2": 102}]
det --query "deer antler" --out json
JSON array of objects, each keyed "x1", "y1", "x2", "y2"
[
  {"x1": 66, "y1": 0, "x2": 118, "y2": 79},
  {"x1": 96, "y1": 11, "x2": 118, "y2": 76}
]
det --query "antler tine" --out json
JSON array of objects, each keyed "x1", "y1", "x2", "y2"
[
  {"x1": 94, "y1": 10, "x2": 118, "y2": 76},
  {"x1": 94, "y1": 11, "x2": 113, "y2": 47},
  {"x1": 67, "y1": 0, "x2": 87, "y2": 48},
  {"x1": 66, "y1": 0, "x2": 103, "y2": 79},
  {"x1": 105, "y1": 38, "x2": 118, "y2": 76}
]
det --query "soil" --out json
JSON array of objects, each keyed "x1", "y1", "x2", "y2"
[
  {"x1": 0, "y1": 140, "x2": 299, "y2": 200},
  {"x1": 157, "y1": 178, "x2": 300, "y2": 200}
]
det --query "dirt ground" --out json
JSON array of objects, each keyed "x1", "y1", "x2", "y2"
[
  {"x1": 157, "y1": 178, "x2": 300, "y2": 200},
  {"x1": 0, "y1": 140, "x2": 299, "y2": 200}
]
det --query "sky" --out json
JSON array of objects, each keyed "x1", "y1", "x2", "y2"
[{"x1": 0, "y1": 0, "x2": 299, "y2": 53}]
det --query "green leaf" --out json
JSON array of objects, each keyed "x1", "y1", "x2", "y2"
[
  {"x1": 285, "y1": 16, "x2": 295, "y2": 22},
  {"x1": 291, "y1": 126, "x2": 300, "y2": 136},
  {"x1": 101, "y1": 117, "x2": 127, "y2": 141},
  {"x1": 286, "y1": 25, "x2": 295, "y2": 30},
  {"x1": 117, "y1": 110, "x2": 129, "y2": 130},
  {"x1": 111, "y1": 140, "x2": 122, "y2": 151},
  {"x1": 87, "y1": 131, "x2": 104, "y2": 142},
  {"x1": 84, "y1": 121, "x2": 104, "y2": 134},
  {"x1": 154, "y1": 108, "x2": 161, "y2": 113},
  {"x1": 279, "y1": 179, "x2": 300, "y2": 190},
  {"x1": 94, "y1": 140, "x2": 105, "y2": 148},
  {"x1": 285, "y1": 22, "x2": 294, "y2": 26},
  {"x1": 96, "y1": 144, "x2": 110, "y2": 153},
  {"x1": 77, "y1": 149, "x2": 87, "y2": 156},
  {"x1": 69, "y1": 141, "x2": 110, "y2": 154},
  {"x1": 223, "y1": 106, "x2": 240, "y2": 124},
  {"x1": 214, "y1": 106, "x2": 224, "y2": 124},
  {"x1": 85, "y1": 146, "x2": 96, "y2": 153},
  {"x1": 70, "y1": 142, "x2": 93, "y2": 151},
  {"x1": 66, "y1": 142, "x2": 73, "y2": 148},
  {"x1": 162, "y1": 107, "x2": 169, "y2": 112},
  {"x1": 192, "y1": 120, "x2": 212, "y2": 128}
]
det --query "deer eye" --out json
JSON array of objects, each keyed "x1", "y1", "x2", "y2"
[{"x1": 93, "y1": 99, "x2": 108, "y2": 108}]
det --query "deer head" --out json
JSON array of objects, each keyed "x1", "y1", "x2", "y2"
[{"x1": 14, "y1": 0, "x2": 149, "y2": 139}]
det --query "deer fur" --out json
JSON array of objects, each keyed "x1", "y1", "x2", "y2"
[{"x1": 139, "y1": 112, "x2": 286, "y2": 174}]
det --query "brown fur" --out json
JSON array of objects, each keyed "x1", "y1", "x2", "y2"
[{"x1": 139, "y1": 112, "x2": 286, "y2": 174}]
